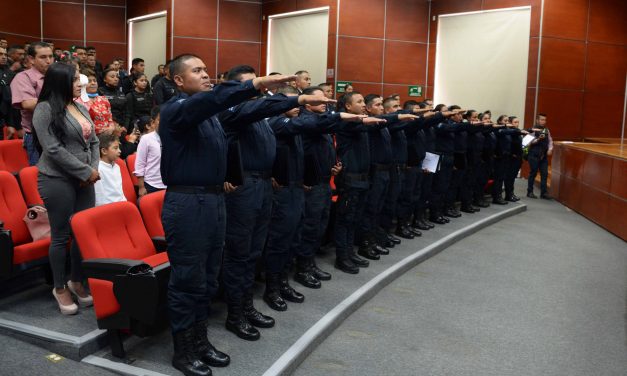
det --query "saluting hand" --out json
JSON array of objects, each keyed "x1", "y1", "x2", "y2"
[
  {"x1": 339, "y1": 113, "x2": 366, "y2": 122},
  {"x1": 398, "y1": 114, "x2": 419, "y2": 121},
  {"x1": 331, "y1": 162, "x2": 343, "y2": 176},
  {"x1": 253, "y1": 74, "x2": 298, "y2": 91},
  {"x1": 362, "y1": 117, "x2": 387, "y2": 125},
  {"x1": 298, "y1": 93, "x2": 337, "y2": 106}
]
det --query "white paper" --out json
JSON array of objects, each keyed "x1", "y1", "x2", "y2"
[
  {"x1": 522, "y1": 134, "x2": 535, "y2": 147},
  {"x1": 422, "y1": 152, "x2": 440, "y2": 173}
]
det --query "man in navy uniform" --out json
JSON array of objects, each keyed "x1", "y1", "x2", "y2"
[
  {"x1": 159, "y1": 54, "x2": 295, "y2": 376},
  {"x1": 264, "y1": 85, "x2": 369, "y2": 310},
  {"x1": 218, "y1": 66, "x2": 335, "y2": 342}
]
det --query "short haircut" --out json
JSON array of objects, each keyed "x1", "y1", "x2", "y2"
[
  {"x1": 318, "y1": 82, "x2": 332, "y2": 88},
  {"x1": 98, "y1": 133, "x2": 118, "y2": 151},
  {"x1": 27, "y1": 42, "x2": 52, "y2": 57},
  {"x1": 7, "y1": 44, "x2": 24, "y2": 53},
  {"x1": 364, "y1": 93, "x2": 381, "y2": 107},
  {"x1": 383, "y1": 96, "x2": 398, "y2": 108},
  {"x1": 434, "y1": 104, "x2": 446, "y2": 112},
  {"x1": 157, "y1": 64, "x2": 165, "y2": 68},
  {"x1": 75, "y1": 46, "x2": 87, "y2": 51},
  {"x1": 169, "y1": 54, "x2": 200, "y2": 77},
  {"x1": 86, "y1": 46, "x2": 95, "y2": 52},
  {"x1": 227, "y1": 65, "x2": 255, "y2": 81},
  {"x1": 537, "y1": 113, "x2": 547, "y2": 118},
  {"x1": 449, "y1": 105, "x2": 461, "y2": 111},
  {"x1": 338, "y1": 91, "x2": 362, "y2": 112},
  {"x1": 295, "y1": 70, "x2": 309, "y2": 76},
  {"x1": 81, "y1": 68, "x2": 96, "y2": 77},
  {"x1": 302, "y1": 86, "x2": 323, "y2": 96},
  {"x1": 131, "y1": 58, "x2": 144, "y2": 65},
  {"x1": 403, "y1": 100, "x2": 419, "y2": 110},
  {"x1": 276, "y1": 85, "x2": 299, "y2": 95},
  {"x1": 268, "y1": 72, "x2": 282, "y2": 76}
]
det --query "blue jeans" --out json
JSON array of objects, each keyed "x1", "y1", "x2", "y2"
[
  {"x1": 24, "y1": 133, "x2": 40, "y2": 166},
  {"x1": 527, "y1": 154, "x2": 548, "y2": 195},
  {"x1": 162, "y1": 191, "x2": 225, "y2": 334}
]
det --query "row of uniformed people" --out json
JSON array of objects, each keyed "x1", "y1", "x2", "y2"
[{"x1": 158, "y1": 53, "x2": 526, "y2": 376}]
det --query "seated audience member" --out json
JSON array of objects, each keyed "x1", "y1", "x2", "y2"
[
  {"x1": 94, "y1": 132, "x2": 126, "y2": 206},
  {"x1": 151, "y1": 64, "x2": 165, "y2": 87},
  {"x1": 153, "y1": 60, "x2": 177, "y2": 105},
  {"x1": 124, "y1": 72, "x2": 153, "y2": 129},
  {"x1": 75, "y1": 69, "x2": 115, "y2": 134},
  {"x1": 98, "y1": 68, "x2": 127, "y2": 130},
  {"x1": 134, "y1": 107, "x2": 165, "y2": 196}
]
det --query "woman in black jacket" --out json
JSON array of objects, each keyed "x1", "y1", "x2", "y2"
[
  {"x1": 124, "y1": 72, "x2": 153, "y2": 130},
  {"x1": 97, "y1": 68, "x2": 126, "y2": 130}
]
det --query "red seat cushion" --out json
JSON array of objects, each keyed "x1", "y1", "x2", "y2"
[
  {"x1": 115, "y1": 159, "x2": 137, "y2": 204},
  {"x1": 18, "y1": 166, "x2": 43, "y2": 206},
  {"x1": 138, "y1": 190, "x2": 165, "y2": 238},
  {"x1": 0, "y1": 171, "x2": 32, "y2": 245},
  {"x1": 12, "y1": 237, "x2": 50, "y2": 265},
  {"x1": 0, "y1": 140, "x2": 29, "y2": 173},
  {"x1": 126, "y1": 153, "x2": 139, "y2": 186}
]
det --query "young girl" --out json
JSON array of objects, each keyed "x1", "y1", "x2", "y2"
[
  {"x1": 134, "y1": 107, "x2": 165, "y2": 196},
  {"x1": 124, "y1": 73, "x2": 154, "y2": 130}
]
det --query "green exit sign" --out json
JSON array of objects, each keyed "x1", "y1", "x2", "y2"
[{"x1": 408, "y1": 85, "x2": 423, "y2": 97}]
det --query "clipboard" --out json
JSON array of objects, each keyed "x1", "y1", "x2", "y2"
[{"x1": 522, "y1": 134, "x2": 535, "y2": 147}]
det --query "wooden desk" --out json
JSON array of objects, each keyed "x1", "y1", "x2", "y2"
[{"x1": 551, "y1": 142, "x2": 627, "y2": 241}]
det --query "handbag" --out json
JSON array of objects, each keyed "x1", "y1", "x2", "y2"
[{"x1": 23, "y1": 205, "x2": 51, "y2": 241}]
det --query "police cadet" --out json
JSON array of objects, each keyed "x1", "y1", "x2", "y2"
[
  {"x1": 505, "y1": 116, "x2": 526, "y2": 201},
  {"x1": 444, "y1": 105, "x2": 470, "y2": 218},
  {"x1": 218, "y1": 65, "x2": 334, "y2": 342},
  {"x1": 461, "y1": 110, "x2": 483, "y2": 213},
  {"x1": 491, "y1": 115, "x2": 511, "y2": 205},
  {"x1": 264, "y1": 86, "x2": 365, "y2": 311},
  {"x1": 154, "y1": 60, "x2": 178, "y2": 105},
  {"x1": 357, "y1": 95, "x2": 417, "y2": 260},
  {"x1": 334, "y1": 92, "x2": 387, "y2": 274},
  {"x1": 159, "y1": 54, "x2": 294, "y2": 376},
  {"x1": 380, "y1": 97, "x2": 424, "y2": 239},
  {"x1": 299, "y1": 86, "x2": 346, "y2": 287},
  {"x1": 409, "y1": 101, "x2": 441, "y2": 230},
  {"x1": 476, "y1": 112, "x2": 496, "y2": 208},
  {"x1": 429, "y1": 106, "x2": 464, "y2": 224}
]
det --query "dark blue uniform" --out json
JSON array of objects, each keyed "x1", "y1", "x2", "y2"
[
  {"x1": 159, "y1": 80, "x2": 259, "y2": 334},
  {"x1": 464, "y1": 123, "x2": 484, "y2": 207},
  {"x1": 334, "y1": 119, "x2": 386, "y2": 262},
  {"x1": 477, "y1": 126, "x2": 497, "y2": 203},
  {"x1": 265, "y1": 111, "x2": 345, "y2": 276},
  {"x1": 397, "y1": 116, "x2": 426, "y2": 225},
  {"x1": 415, "y1": 113, "x2": 443, "y2": 222},
  {"x1": 446, "y1": 121, "x2": 470, "y2": 211},
  {"x1": 429, "y1": 118, "x2": 460, "y2": 220},
  {"x1": 505, "y1": 129, "x2": 523, "y2": 199},
  {"x1": 218, "y1": 94, "x2": 299, "y2": 314}
]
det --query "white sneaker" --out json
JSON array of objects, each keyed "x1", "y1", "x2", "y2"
[
  {"x1": 67, "y1": 281, "x2": 94, "y2": 307},
  {"x1": 52, "y1": 288, "x2": 78, "y2": 315}
]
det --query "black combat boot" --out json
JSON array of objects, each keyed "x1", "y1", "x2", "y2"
[
  {"x1": 193, "y1": 319, "x2": 230, "y2": 368},
  {"x1": 172, "y1": 327, "x2": 212, "y2": 376}
]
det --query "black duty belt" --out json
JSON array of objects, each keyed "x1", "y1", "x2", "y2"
[
  {"x1": 243, "y1": 170, "x2": 272, "y2": 180},
  {"x1": 168, "y1": 185, "x2": 224, "y2": 194}
]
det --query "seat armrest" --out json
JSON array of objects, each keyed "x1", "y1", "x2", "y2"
[
  {"x1": 151, "y1": 236, "x2": 167, "y2": 252},
  {"x1": 0, "y1": 226, "x2": 14, "y2": 278},
  {"x1": 82, "y1": 259, "x2": 148, "y2": 281}
]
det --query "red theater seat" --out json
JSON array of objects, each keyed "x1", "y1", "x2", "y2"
[
  {"x1": 0, "y1": 140, "x2": 29, "y2": 174},
  {"x1": 71, "y1": 201, "x2": 170, "y2": 357},
  {"x1": 125, "y1": 153, "x2": 139, "y2": 186},
  {"x1": 18, "y1": 166, "x2": 43, "y2": 206},
  {"x1": 115, "y1": 159, "x2": 137, "y2": 204},
  {"x1": 138, "y1": 190, "x2": 166, "y2": 251},
  {"x1": 0, "y1": 171, "x2": 50, "y2": 277}
]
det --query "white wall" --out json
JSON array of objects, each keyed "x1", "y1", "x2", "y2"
[
  {"x1": 434, "y1": 7, "x2": 531, "y2": 125},
  {"x1": 268, "y1": 9, "x2": 329, "y2": 85},
  {"x1": 129, "y1": 15, "x2": 167, "y2": 80}
]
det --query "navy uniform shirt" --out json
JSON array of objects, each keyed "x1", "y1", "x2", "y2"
[
  {"x1": 454, "y1": 122, "x2": 471, "y2": 153},
  {"x1": 467, "y1": 124, "x2": 485, "y2": 155},
  {"x1": 268, "y1": 111, "x2": 345, "y2": 183},
  {"x1": 495, "y1": 127, "x2": 517, "y2": 157},
  {"x1": 368, "y1": 114, "x2": 409, "y2": 166},
  {"x1": 405, "y1": 117, "x2": 427, "y2": 166},
  {"x1": 336, "y1": 117, "x2": 388, "y2": 177},
  {"x1": 153, "y1": 77, "x2": 178, "y2": 105},
  {"x1": 159, "y1": 80, "x2": 259, "y2": 186},
  {"x1": 482, "y1": 126, "x2": 497, "y2": 153},
  {"x1": 219, "y1": 94, "x2": 300, "y2": 173},
  {"x1": 435, "y1": 119, "x2": 462, "y2": 155}
]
